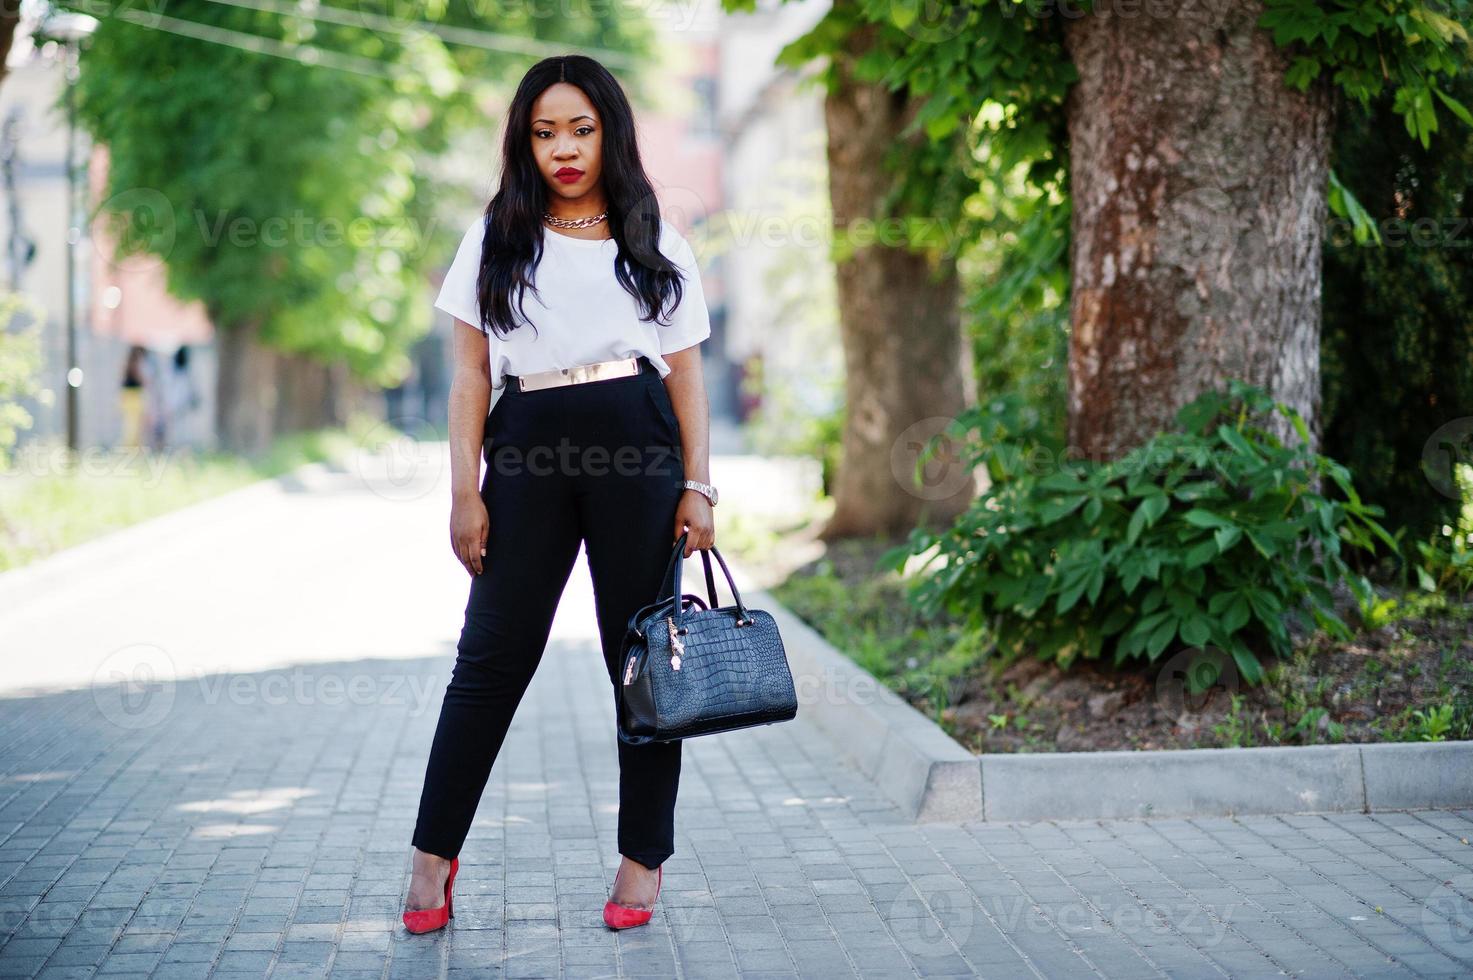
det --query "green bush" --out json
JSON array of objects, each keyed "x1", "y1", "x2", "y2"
[
  {"x1": 880, "y1": 382, "x2": 1397, "y2": 684},
  {"x1": 0, "y1": 291, "x2": 44, "y2": 473},
  {"x1": 1413, "y1": 457, "x2": 1473, "y2": 595}
]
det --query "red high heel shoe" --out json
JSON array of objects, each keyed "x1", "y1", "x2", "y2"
[
  {"x1": 402, "y1": 856, "x2": 458, "y2": 934},
  {"x1": 603, "y1": 862, "x2": 662, "y2": 929}
]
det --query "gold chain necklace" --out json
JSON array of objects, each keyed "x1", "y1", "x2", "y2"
[{"x1": 542, "y1": 210, "x2": 608, "y2": 229}]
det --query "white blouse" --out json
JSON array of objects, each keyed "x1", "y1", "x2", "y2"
[{"x1": 434, "y1": 214, "x2": 712, "y2": 403}]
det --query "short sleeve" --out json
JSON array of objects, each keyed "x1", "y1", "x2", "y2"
[
  {"x1": 434, "y1": 215, "x2": 486, "y2": 332},
  {"x1": 659, "y1": 234, "x2": 712, "y2": 355}
]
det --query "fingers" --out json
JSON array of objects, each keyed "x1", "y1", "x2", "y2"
[
  {"x1": 686, "y1": 523, "x2": 715, "y2": 553},
  {"x1": 673, "y1": 512, "x2": 716, "y2": 556},
  {"x1": 452, "y1": 533, "x2": 487, "y2": 576}
]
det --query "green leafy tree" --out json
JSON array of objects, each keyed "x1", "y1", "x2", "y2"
[
  {"x1": 749, "y1": 0, "x2": 1469, "y2": 465},
  {"x1": 63, "y1": 0, "x2": 650, "y2": 452},
  {"x1": 1321, "y1": 63, "x2": 1473, "y2": 540}
]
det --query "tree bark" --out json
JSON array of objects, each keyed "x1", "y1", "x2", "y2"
[
  {"x1": 819, "y1": 10, "x2": 976, "y2": 540},
  {"x1": 1063, "y1": 0, "x2": 1333, "y2": 460},
  {"x1": 275, "y1": 354, "x2": 336, "y2": 434},
  {"x1": 214, "y1": 319, "x2": 278, "y2": 455},
  {"x1": 274, "y1": 356, "x2": 378, "y2": 434},
  {"x1": 0, "y1": 10, "x2": 19, "y2": 91}
]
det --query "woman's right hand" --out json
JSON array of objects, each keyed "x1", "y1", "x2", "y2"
[{"x1": 450, "y1": 490, "x2": 490, "y2": 576}]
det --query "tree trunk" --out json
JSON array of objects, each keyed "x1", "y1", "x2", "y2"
[
  {"x1": 214, "y1": 319, "x2": 278, "y2": 455},
  {"x1": 819, "y1": 9, "x2": 976, "y2": 540},
  {"x1": 1063, "y1": 0, "x2": 1333, "y2": 460},
  {"x1": 274, "y1": 354, "x2": 337, "y2": 434},
  {"x1": 0, "y1": 10, "x2": 19, "y2": 91}
]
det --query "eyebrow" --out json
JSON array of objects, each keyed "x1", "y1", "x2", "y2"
[{"x1": 531, "y1": 115, "x2": 596, "y2": 125}]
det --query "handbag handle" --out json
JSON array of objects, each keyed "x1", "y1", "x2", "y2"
[
  {"x1": 666, "y1": 530, "x2": 752, "y2": 628},
  {"x1": 653, "y1": 529, "x2": 716, "y2": 609}
]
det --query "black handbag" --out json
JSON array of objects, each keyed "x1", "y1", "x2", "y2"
[{"x1": 616, "y1": 530, "x2": 799, "y2": 745}]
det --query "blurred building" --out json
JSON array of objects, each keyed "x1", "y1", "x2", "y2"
[
  {"x1": 714, "y1": 0, "x2": 837, "y2": 432},
  {"x1": 0, "y1": 15, "x2": 216, "y2": 455},
  {"x1": 1, "y1": 0, "x2": 836, "y2": 459}
]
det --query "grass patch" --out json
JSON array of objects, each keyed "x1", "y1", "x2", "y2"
[{"x1": 0, "y1": 414, "x2": 380, "y2": 572}]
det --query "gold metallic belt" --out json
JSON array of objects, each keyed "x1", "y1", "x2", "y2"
[{"x1": 514, "y1": 356, "x2": 641, "y2": 392}]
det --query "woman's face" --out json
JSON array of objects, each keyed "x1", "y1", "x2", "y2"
[{"x1": 530, "y1": 82, "x2": 603, "y2": 206}]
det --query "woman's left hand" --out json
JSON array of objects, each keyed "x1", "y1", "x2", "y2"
[{"x1": 675, "y1": 490, "x2": 715, "y2": 556}]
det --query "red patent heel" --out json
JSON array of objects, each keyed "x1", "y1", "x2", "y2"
[
  {"x1": 402, "y1": 856, "x2": 458, "y2": 934},
  {"x1": 603, "y1": 862, "x2": 661, "y2": 929}
]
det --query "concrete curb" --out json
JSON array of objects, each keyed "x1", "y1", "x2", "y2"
[
  {"x1": 738, "y1": 578, "x2": 984, "y2": 822},
  {"x1": 734, "y1": 572, "x2": 1473, "y2": 823}
]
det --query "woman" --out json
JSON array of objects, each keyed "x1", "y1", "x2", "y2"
[
  {"x1": 119, "y1": 345, "x2": 151, "y2": 449},
  {"x1": 403, "y1": 54, "x2": 718, "y2": 935}
]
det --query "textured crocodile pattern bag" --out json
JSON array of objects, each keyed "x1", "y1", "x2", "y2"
[{"x1": 616, "y1": 531, "x2": 798, "y2": 745}]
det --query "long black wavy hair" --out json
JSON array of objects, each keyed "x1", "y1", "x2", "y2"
[{"x1": 474, "y1": 55, "x2": 688, "y2": 365}]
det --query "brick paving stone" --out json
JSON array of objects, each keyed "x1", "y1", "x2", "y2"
[{"x1": 3, "y1": 463, "x2": 1472, "y2": 978}]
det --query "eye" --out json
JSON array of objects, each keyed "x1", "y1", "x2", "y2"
[{"x1": 577, "y1": 126, "x2": 594, "y2": 136}]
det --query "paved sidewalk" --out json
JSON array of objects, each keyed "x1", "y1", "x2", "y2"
[{"x1": 2, "y1": 452, "x2": 1471, "y2": 979}]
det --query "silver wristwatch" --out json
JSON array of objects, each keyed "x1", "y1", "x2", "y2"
[{"x1": 682, "y1": 479, "x2": 718, "y2": 507}]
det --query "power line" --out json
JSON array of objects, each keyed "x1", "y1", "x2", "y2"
[
  {"x1": 113, "y1": 7, "x2": 403, "y2": 79},
  {"x1": 109, "y1": 2, "x2": 640, "y2": 80},
  {"x1": 201, "y1": 0, "x2": 638, "y2": 68}
]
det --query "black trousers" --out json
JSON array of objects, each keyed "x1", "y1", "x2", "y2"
[{"x1": 411, "y1": 355, "x2": 686, "y2": 867}]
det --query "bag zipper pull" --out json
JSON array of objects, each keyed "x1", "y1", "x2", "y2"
[
  {"x1": 623, "y1": 652, "x2": 638, "y2": 685},
  {"x1": 666, "y1": 615, "x2": 684, "y2": 670}
]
